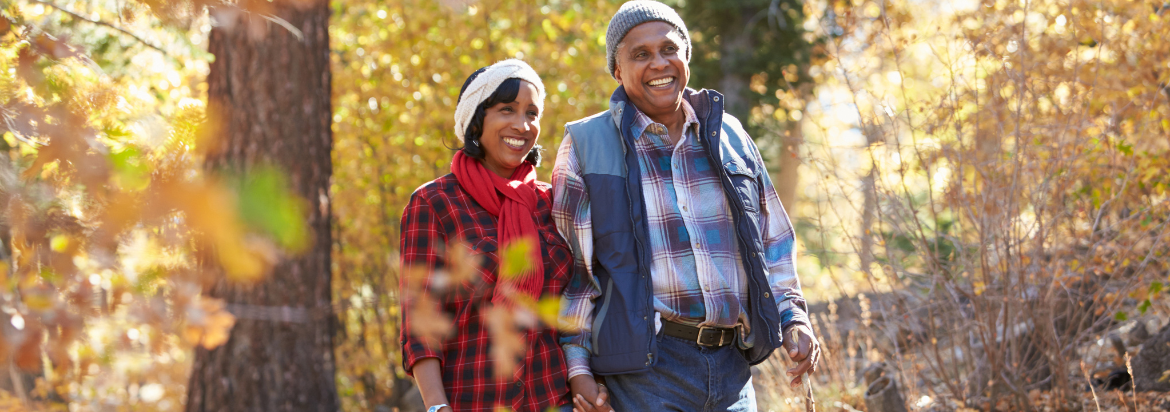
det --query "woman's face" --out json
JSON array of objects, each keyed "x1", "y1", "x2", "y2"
[{"x1": 478, "y1": 81, "x2": 541, "y2": 179}]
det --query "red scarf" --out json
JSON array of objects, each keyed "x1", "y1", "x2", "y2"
[{"x1": 451, "y1": 151, "x2": 544, "y2": 305}]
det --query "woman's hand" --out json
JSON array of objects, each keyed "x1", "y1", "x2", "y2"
[{"x1": 569, "y1": 374, "x2": 614, "y2": 412}]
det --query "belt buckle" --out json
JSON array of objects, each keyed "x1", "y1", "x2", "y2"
[{"x1": 696, "y1": 326, "x2": 726, "y2": 347}]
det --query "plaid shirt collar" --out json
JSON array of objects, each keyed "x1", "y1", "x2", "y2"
[{"x1": 629, "y1": 99, "x2": 701, "y2": 141}]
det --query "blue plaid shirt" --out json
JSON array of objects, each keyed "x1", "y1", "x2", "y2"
[{"x1": 552, "y1": 100, "x2": 808, "y2": 378}]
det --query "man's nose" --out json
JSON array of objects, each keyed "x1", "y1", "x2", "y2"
[{"x1": 649, "y1": 52, "x2": 669, "y2": 69}]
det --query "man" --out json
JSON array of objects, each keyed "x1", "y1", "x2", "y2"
[{"x1": 552, "y1": 1, "x2": 819, "y2": 411}]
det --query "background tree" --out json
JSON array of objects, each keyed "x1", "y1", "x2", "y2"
[
  {"x1": 185, "y1": 0, "x2": 337, "y2": 411},
  {"x1": 676, "y1": 0, "x2": 823, "y2": 208}
]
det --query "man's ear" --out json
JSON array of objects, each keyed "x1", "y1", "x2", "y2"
[{"x1": 613, "y1": 62, "x2": 624, "y2": 86}]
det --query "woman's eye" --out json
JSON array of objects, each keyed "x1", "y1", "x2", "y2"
[
  {"x1": 665, "y1": 46, "x2": 677, "y2": 53},
  {"x1": 528, "y1": 111, "x2": 539, "y2": 117},
  {"x1": 500, "y1": 107, "x2": 514, "y2": 113}
]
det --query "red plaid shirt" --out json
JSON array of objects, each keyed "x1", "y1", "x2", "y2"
[{"x1": 399, "y1": 173, "x2": 572, "y2": 412}]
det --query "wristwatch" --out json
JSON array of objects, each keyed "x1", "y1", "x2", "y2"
[{"x1": 426, "y1": 405, "x2": 449, "y2": 412}]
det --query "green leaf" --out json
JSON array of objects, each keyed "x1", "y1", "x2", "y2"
[
  {"x1": 234, "y1": 166, "x2": 309, "y2": 252},
  {"x1": 109, "y1": 147, "x2": 150, "y2": 191},
  {"x1": 1114, "y1": 311, "x2": 1129, "y2": 321},
  {"x1": 1139, "y1": 299, "x2": 1152, "y2": 315}
]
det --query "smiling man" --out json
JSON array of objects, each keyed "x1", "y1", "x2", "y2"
[{"x1": 551, "y1": 1, "x2": 820, "y2": 411}]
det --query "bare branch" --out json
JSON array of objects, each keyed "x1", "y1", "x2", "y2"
[{"x1": 28, "y1": 0, "x2": 169, "y2": 56}]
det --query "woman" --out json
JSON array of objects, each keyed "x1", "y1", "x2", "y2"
[{"x1": 399, "y1": 60, "x2": 596, "y2": 412}]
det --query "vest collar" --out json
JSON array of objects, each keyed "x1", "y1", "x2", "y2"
[{"x1": 608, "y1": 86, "x2": 725, "y2": 137}]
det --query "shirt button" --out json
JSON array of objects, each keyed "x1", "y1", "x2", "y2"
[
  {"x1": 764, "y1": 292, "x2": 771, "y2": 298},
  {"x1": 751, "y1": 252, "x2": 757, "y2": 257},
  {"x1": 713, "y1": 96, "x2": 720, "y2": 102}
]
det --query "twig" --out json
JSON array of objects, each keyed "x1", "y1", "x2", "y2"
[
  {"x1": 803, "y1": 372, "x2": 815, "y2": 412},
  {"x1": 28, "y1": 0, "x2": 169, "y2": 55},
  {"x1": 1081, "y1": 360, "x2": 1101, "y2": 412},
  {"x1": 1125, "y1": 353, "x2": 1137, "y2": 408},
  {"x1": 7, "y1": 360, "x2": 28, "y2": 407},
  {"x1": 261, "y1": 14, "x2": 303, "y2": 42}
]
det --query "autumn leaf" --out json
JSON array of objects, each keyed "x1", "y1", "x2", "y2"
[
  {"x1": 406, "y1": 293, "x2": 454, "y2": 351},
  {"x1": 484, "y1": 305, "x2": 524, "y2": 381},
  {"x1": 446, "y1": 239, "x2": 478, "y2": 285},
  {"x1": 184, "y1": 297, "x2": 237, "y2": 350},
  {"x1": 499, "y1": 238, "x2": 535, "y2": 280}
]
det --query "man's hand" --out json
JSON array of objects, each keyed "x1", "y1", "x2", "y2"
[
  {"x1": 782, "y1": 323, "x2": 820, "y2": 387},
  {"x1": 568, "y1": 374, "x2": 613, "y2": 412}
]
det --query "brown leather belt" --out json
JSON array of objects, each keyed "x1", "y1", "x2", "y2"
[{"x1": 661, "y1": 320, "x2": 737, "y2": 347}]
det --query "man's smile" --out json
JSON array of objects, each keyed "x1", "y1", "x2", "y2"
[{"x1": 647, "y1": 76, "x2": 675, "y2": 88}]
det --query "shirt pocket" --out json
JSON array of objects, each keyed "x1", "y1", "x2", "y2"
[
  {"x1": 468, "y1": 236, "x2": 499, "y2": 284},
  {"x1": 444, "y1": 235, "x2": 496, "y2": 310},
  {"x1": 723, "y1": 159, "x2": 762, "y2": 213}
]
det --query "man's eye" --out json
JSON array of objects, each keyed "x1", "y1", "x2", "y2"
[{"x1": 665, "y1": 46, "x2": 677, "y2": 53}]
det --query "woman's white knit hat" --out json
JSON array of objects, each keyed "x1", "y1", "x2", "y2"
[{"x1": 454, "y1": 59, "x2": 546, "y2": 141}]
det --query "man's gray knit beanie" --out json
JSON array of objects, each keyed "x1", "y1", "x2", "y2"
[{"x1": 605, "y1": 0, "x2": 691, "y2": 78}]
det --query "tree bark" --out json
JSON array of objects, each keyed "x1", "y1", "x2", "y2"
[
  {"x1": 717, "y1": 17, "x2": 752, "y2": 121},
  {"x1": 185, "y1": 1, "x2": 336, "y2": 411},
  {"x1": 715, "y1": 11, "x2": 802, "y2": 209}
]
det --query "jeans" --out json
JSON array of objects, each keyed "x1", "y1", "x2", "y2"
[{"x1": 605, "y1": 332, "x2": 757, "y2": 412}]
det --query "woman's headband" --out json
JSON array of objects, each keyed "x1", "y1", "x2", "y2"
[{"x1": 453, "y1": 59, "x2": 546, "y2": 141}]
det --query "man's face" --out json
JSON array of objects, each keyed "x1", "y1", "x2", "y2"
[{"x1": 614, "y1": 21, "x2": 690, "y2": 119}]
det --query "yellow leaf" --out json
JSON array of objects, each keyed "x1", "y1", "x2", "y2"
[
  {"x1": 49, "y1": 235, "x2": 69, "y2": 252},
  {"x1": 535, "y1": 297, "x2": 561, "y2": 327},
  {"x1": 499, "y1": 239, "x2": 534, "y2": 280},
  {"x1": 164, "y1": 180, "x2": 270, "y2": 282}
]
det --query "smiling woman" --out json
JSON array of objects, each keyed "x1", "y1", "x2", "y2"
[
  {"x1": 398, "y1": 60, "x2": 582, "y2": 412},
  {"x1": 458, "y1": 72, "x2": 543, "y2": 177}
]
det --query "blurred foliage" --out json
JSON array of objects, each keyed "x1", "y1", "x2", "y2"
[
  {"x1": 0, "y1": 0, "x2": 310, "y2": 410},
  {"x1": 792, "y1": 0, "x2": 1170, "y2": 407}
]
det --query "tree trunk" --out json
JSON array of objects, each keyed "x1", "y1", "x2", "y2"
[
  {"x1": 715, "y1": 11, "x2": 802, "y2": 208},
  {"x1": 185, "y1": 1, "x2": 336, "y2": 411},
  {"x1": 717, "y1": 18, "x2": 752, "y2": 121}
]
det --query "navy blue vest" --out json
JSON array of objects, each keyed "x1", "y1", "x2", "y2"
[{"x1": 564, "y1": 86, "x2": 783, "y2": 375}]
